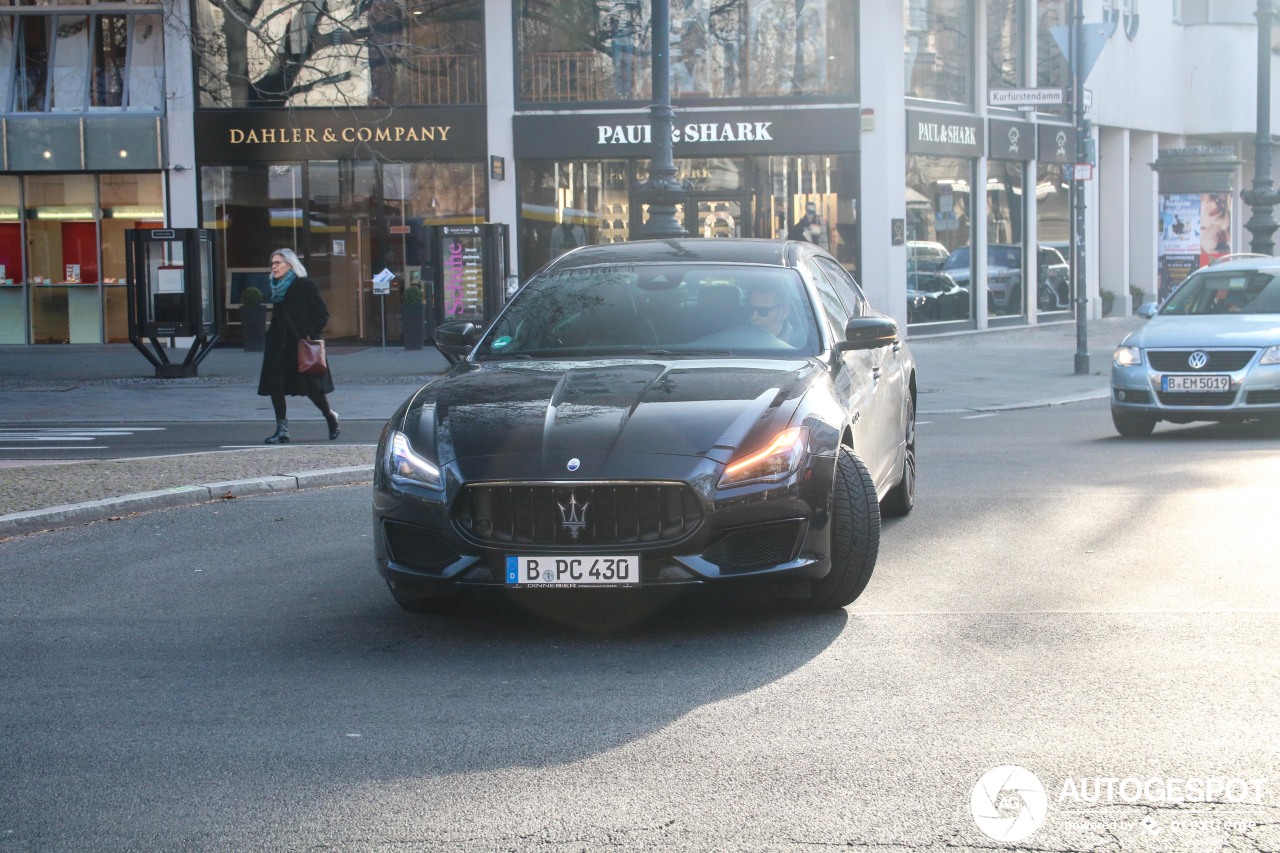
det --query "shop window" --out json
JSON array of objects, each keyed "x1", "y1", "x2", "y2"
[
  {"x1": 517, "y1": 0, "x2": 856, "y2": 105},
  {"x1": 1036, "y1": 0, "x2": 1069, "y2": 119},
  {"x1": 1035, "y1": 161, "x2": 1071, "y2": 316},
  {"x1": 906, "y1": 155, "x2": 974, "y2": 325},
  {"x1": 1, "y1": 11, "x2": 163, "y2": 112},
  {"x1": 986, "y1": 160, "x2": 1027, "y2": 318},
  {"x1": 987, "y1": 0, "x2": 1022, "y2": 94},
  {"x1": 905, "y1": 0, "x2": 972, "y2": 105},
  {"x1": 192, "y1": 0, "x2": 483, "y2": 108}
]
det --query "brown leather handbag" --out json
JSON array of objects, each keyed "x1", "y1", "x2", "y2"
[{"x1": 297, "y1": 338, "x2": 327, "y2": 376}]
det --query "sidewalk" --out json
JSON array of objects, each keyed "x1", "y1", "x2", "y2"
[{"x1": 0, "y1": 316, "x2": 1143, "y2": 536}]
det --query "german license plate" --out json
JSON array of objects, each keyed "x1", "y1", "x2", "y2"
[
  {"x1": 1162, "y1": 374, "x2": 1231, "y2": 392},
  {"x1": 505, "y1": 555, "x2": 640, "y2": 587}
]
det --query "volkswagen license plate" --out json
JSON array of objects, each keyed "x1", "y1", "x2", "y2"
[
  {"x1": 506, "y1": 555, "x2": 639, "y2": 587},
  {"x1": 1162, "y1": 374, "x2": 1230, "y2": 392}
]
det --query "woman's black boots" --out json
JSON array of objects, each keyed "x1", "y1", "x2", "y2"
[
  {"x1": 265, "y1": 418, "x2": 290, "y2": 444},
  {"x1": 325, "y1": 411, "x2": 340, "y2": 441}
]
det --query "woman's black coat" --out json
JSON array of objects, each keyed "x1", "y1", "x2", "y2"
[{"x1": 257, "y1": 276, "x2": 335, "y2": 397}]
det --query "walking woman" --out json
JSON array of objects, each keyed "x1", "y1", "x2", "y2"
[{"x1": 257, "y1": 249, "x2": 340, "y2": 443}]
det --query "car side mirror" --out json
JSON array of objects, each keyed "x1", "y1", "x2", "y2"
[
  {"x1": 1137, "y1": 302, "x2": 1158, "y2": 319},
  {"x1": 434, "y1": 321, "x2": 482, "y2": 363},
  {"x1": 837, "y1": 316, "x2": 899, "y2": 351}
]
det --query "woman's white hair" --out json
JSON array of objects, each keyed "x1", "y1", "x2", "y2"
[{"x1": 271, "y1": 248, "x2": 308, "y2": 278}]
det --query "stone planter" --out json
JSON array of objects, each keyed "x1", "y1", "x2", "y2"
[
  {"x1": 402, "y1": 302, "x2": 425, "y2": 350},
  {"x1": 241, "y1": 303, "x2": 267, "y2": 352}
]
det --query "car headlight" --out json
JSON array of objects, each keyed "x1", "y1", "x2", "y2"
[
  {"x1": 386, "y1": 430, "x2": 442, "y2": 490},
  {"x1": 1261, "y1": 345, "x2": 1280, "y2": 365},
  {"x1": 1113, "y1": 346, "x2": 1143, "y2": 367},
  {"x1": 718, "y1": 426, "x2": 808, "y2": 488}
]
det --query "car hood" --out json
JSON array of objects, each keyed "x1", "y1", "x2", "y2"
[
  {"x1": 401, "y1": 358, "x2": 817, "y2": 472},
  {"x1": 1126, "y1": 315, "x2": 1280, "y2": 348}
]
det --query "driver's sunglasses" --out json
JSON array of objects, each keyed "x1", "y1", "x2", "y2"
[{"x1": 751, "y1": 304, "x2": 781, "y2": 315}]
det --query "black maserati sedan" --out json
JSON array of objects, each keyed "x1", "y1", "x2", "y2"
[{"x1": 373, "y1": 239, "x2": 916, "y2": 612}]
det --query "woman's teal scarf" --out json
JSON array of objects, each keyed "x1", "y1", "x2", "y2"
[{"x1": 270, "y1": 270, "x2": 296, "y2": 303}]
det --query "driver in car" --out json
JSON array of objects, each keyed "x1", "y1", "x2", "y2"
[{"x1": 746, "y1": 282, "x2": 806, "y2": 347}]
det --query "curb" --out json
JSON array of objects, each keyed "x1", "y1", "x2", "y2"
[
  {"x1": 0, "y1": 466, "x2": 373, "y2": 539},
  {"x1": 920, "y1": 390, "x2": 1110, "y2": 416}
]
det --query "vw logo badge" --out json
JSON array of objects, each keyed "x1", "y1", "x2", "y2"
[
  {"x1": 1187, "y1": 351, "x2": 1209, "y2": 370},
  {"x1": 566, "y1": 457, "x2": 581, "y2": 472}
]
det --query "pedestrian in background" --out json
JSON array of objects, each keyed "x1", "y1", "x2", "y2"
[{"x1": 257, "y1": 248, "x2": 339, "y2": 444}]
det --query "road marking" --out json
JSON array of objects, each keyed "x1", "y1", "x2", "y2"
[
  {"x1": 961, "y1": 413, "x2": 998, "y2": 419},
  {"x1": 0, "y1": 426, "x2": 163, "y2": 452}
]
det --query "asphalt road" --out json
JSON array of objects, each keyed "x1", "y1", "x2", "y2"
[
  {"x1": 0, "y1": 420, "x2": 386, "y2": 460},
  {"x1": 2, "y1": 400, "x2": 1277, "y2": 853}
]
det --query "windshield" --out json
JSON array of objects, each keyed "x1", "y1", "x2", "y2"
[
  {"x1": 1160, "y1": 269, "x2": 1280, "y2": 316},
  {"x1": 472, "y1": 264, "x2": 822, "y2": 360}
]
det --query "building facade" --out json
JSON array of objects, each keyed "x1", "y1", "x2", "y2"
[{"x1": 0, "y1": 0, "x2": 1275, "y2": 345}]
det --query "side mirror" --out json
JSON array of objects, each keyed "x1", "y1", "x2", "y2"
[
  {"x1": 1137, "y1": 302, "x2": 1158, "y2": 319},
  {"x1": 838, "y1": 316, "x2": 899, "y2": 351},
  {"x1": 434, "y1": 321, "x2": 482, "y2": 363}
]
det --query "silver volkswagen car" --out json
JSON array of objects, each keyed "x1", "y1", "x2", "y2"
[{"x1": 1110, "y1": 255, "x2": 1280, "y2": 435}]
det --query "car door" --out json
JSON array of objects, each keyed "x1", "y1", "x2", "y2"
[
  {"x1": 805, "y1": 257, "x2": 893, "y2": 486},
  {"x1": 813, "y1": 255, "x2": 906, "y2": 490}
]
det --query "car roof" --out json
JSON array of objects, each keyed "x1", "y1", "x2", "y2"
[
  {"x1": 1198, "y1": 254, "x2": 1280, "y2": 273},
  {"x1": 543, "y1": 238, "x2": 804, "y2": 272}
]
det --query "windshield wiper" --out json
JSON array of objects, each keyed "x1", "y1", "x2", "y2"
[{"x1": 646, "y1": 349, "x2": 734, "y2": 357}]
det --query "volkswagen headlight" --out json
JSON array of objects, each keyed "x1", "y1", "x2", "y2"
[
  {"x1": 1261, "y1": 345, "x2": 1280, "y2": 365},
  {"x1": 1113, "y1": 346, "x2": 1143, "y2": 367},
  {"x1": 386, "y1": 431, "x2": 442, "y2": 490},
  {"x1": 719, "y1": 427, "x2": 808, "y2": 488}
]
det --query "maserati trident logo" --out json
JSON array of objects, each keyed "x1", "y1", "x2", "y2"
[
  {"x1": 1188, "y1": 351, "x2": 1209, "y2": 369},
  {"x1": 558, "y1": 492, "x2": 589, "y2": 539}
]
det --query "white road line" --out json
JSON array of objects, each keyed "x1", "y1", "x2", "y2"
[
  {"x1": 961, "y1": 413, "x2": 998, "y2": 419},
  {"x1": 0, "y1": 446, "x2": 104, "y2": 451}
]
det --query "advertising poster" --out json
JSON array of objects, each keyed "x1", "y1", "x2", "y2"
[
  {"x1": 1199, "y1": 192, "x2": 1231, "y2": 259},
  {"x1": 1159, "y1": 254, "x2": 1198, "y2": 302},
  {"x1": 440, "y1": 226, "x2": 485, "y2": 323},
  {"x1": 1159, "y1": 194, "x2": 1200, "y2": 254}
]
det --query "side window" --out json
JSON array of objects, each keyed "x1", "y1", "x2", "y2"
[
  {"x1": 814, "y1": 256, "x2": 867, "y2": 317},
  {"x1": 807, "y1": 258, "x2": 851, "y2": 340}
]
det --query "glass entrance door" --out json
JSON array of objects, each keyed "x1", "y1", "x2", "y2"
[{"x1": 306, "y1": 160, "x2": 373, "y2": 342}]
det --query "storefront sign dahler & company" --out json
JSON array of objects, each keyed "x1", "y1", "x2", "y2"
[{"x1": 194, "y1": 107, "x2": 486, "y2": 162}]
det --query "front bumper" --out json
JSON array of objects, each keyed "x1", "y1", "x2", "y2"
[
  {"x1": 372, "y1": 453, "x2": 839, "y2": 595},
  {"x1": 1111, "y1": 358, "x2": 1280, "y2": 422}
]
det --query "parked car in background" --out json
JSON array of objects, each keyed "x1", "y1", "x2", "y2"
[
  {"x1": 1110, "y1": 255, "x2": 1280, "y2": 435},
  {"x1": 942, "y1": 244, "x2": 1071, "y2": 315},
  {"x1": 373, "y1": 239, "x2": 918, "y2": 614},
  {"x1": 908, "y1": 241, "x2": 950, "y2": 273},
  {"x1": 907, "y1": 271, "x2": 970, "y2": 324}
]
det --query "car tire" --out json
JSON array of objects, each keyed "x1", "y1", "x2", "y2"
[
  {"x1": 1111, "y1": 407, "x2": 1157, "y2": 437},
  {"x1": 881, "y1": 393, "x2": 916, "y2": 518},
  {"x1": 386, "y1": 580, "x2": 467, "y2": 614},
  {"x1": 800, "y1": 447, "x2": 881, "y2": 610}
]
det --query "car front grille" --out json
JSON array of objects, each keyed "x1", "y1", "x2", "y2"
[
  {"x1": 1148, "y1": 350, "x2": 1255, "y2": 371},
  {"x1": 383, "y1": 521, "x2": 461, "y2": 573},
  {"x1": 1156, "y1": 391, "x2": 1238, "y2": 407},
  {"x1": 702, "y1": 521, "x2": 804, "y2": 573},
  {"x1": 454, "y1": 482, "x2": 703, "y2": 548},
  {"x1": 1246, "y1": 389, "x2": 1280, "y2": 405}
]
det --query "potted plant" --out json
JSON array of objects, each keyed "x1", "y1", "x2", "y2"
[
  {"x1": 1100, "y1": 288, "x2": 1116, "y2": 316},
  {"x1": 1129, "y1": 284, "x2": 1144, "y2": 313},
  {"x1": 402, "y1": 284, "x2": 425, "y2": 350},
  {"x1": 240, "y1": 286, "x2": 267, "y2": 352}
]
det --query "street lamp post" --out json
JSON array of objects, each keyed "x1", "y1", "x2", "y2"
[
  {"x1": 1071, "y1": 0, "x2": 1090, "y2": 375},
  {"x1": 634, "y1": 0, "x2": 688, "y2": 238},
  {"x1": 1242, "y1": 0, "x2": 1280, "y2": 255}
]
